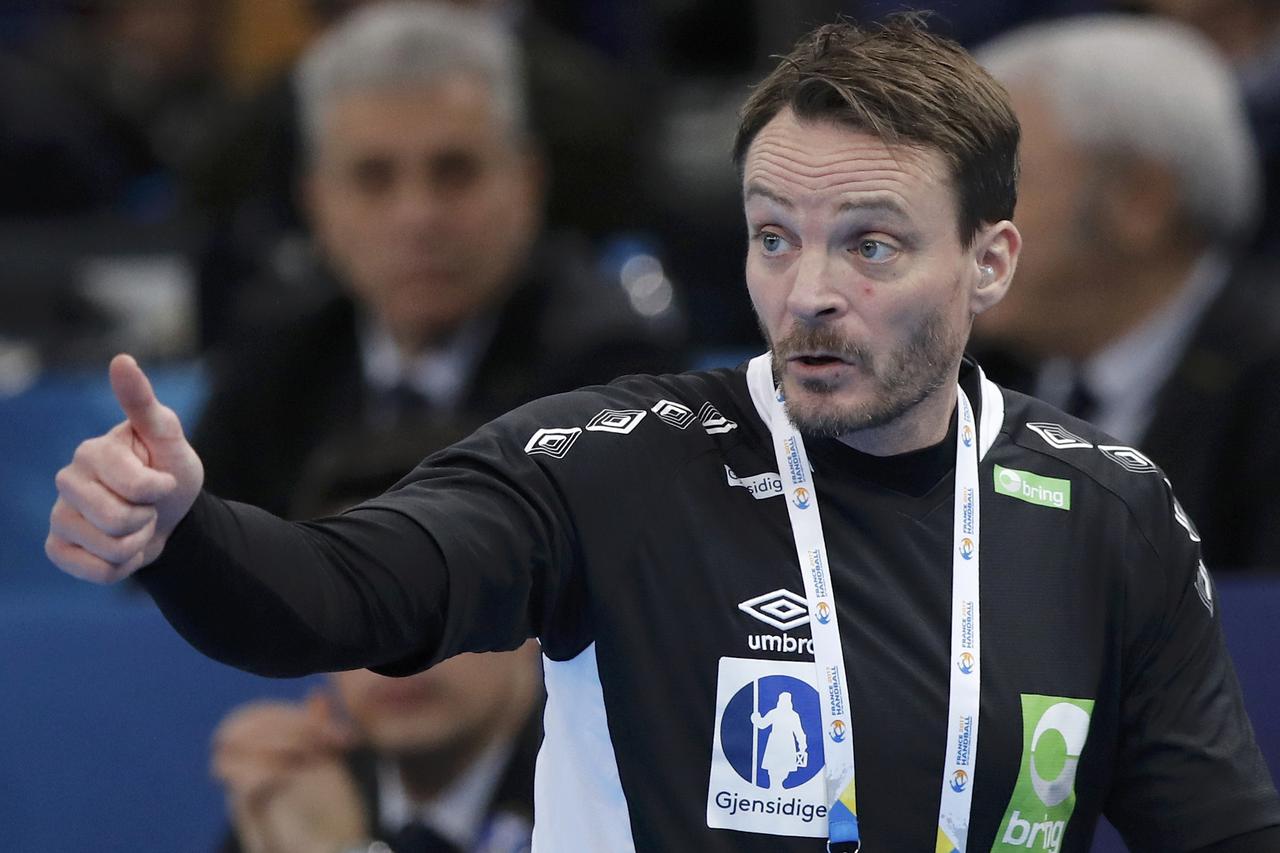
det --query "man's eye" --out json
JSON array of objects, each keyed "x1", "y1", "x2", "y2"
[
  {"x1": 759, "y1": 232, "x2": 790, "y2": 255},
  {"x1": 856, "y1": 239, "x2": 896, "y2": 262},
  {"x1": 349, "y1": 160, "x2": 394, "y2": 195}
]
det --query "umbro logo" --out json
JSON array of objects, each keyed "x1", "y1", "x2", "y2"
[
  {"x1": 739, "y1": 589, "x2": 809, "y2": 631},
  {"x1": 1098, "y1": 444, "x2": 1158, "y2": 474},
  {"x1": 1167, "y1": 479, "x2": 1201, "y2": 543},
  {"x1": 652, "y1": 399, "x2": 695, "y2": 429},
  {"x1": 1195, "y1": 560, "x2": 1214, "y2": 615},
  {"x1": 1026, "y1": 422, "x2": 1092, "y2": 450},
  {"x1": 740, "y1": 589, "x2": 815, "y2": 656},
  {"x1": 586, "y1": 409, "x2": 646, "y2": 434},
  {"x1": 699, "y1": 402, "x2": 738, "y2": 435},
  {"x1": 524, "y1": 427, "x2": 581, "y2": 458}
]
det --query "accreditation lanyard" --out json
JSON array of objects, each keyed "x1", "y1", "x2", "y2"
[{"x1": 764, "y1": 375, "x2": 982, "y2": 853}]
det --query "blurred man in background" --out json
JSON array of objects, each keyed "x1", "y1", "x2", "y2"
[
  {"x1": 215, "y1": 647, "x2": 540, "y2": 853},
  {"x1": 192, "y1": 1, "x2": 683, "y2": 517},
  {"x1": 974, "y1": 15, "x2": 1280, "y2": 570},
  {"x1": 193, "y1": 0, "x2": 654, "y2": 345}
]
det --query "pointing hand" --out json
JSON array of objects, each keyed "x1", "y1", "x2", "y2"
[{"x1": 46, "y1": 354, "x2": 204, "y2": 583}]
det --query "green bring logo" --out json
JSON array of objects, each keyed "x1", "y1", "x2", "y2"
[
  {"x1": 994, "y1": 694, "x2": 1094, "y2": 853},
  {"x1": 994, "y1": 465, "x2": 1071, "y2": 511}
]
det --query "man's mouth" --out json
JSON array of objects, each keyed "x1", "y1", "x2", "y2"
[{"x1": 789, "y1": 354, "x2": 851, "y2": 367}]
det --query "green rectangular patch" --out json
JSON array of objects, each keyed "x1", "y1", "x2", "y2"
[
  {"x1": 993, "y1": 694, "x2": 1095, "y2": 852},
  {"x1": 994, "y1": 465, "x2": 1071, "y2": 511}
]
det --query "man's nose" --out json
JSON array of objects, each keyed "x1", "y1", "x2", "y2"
[
  {"x1": 786, "y1": 250, "x2": 848, "y2": 323},
  {"x1": 389, "y1": 182, "x2": 449, "y2": 230}
]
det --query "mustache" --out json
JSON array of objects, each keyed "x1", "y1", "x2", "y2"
[{"x1": 771, "y1": 326, "x2": 872, "y2": 366}]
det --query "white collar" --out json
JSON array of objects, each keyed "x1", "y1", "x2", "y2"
[
  {"x1": 1036, "y1": 251, "x2": 1229, "y2": 442},
  {"x1": 376, "y1": 734, "x2": 517, "y2": 848},
  {"x1": 359, "y1": 314, "x2": 498, "y2": 412}
]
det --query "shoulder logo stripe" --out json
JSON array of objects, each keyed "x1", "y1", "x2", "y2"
[
  {"x1": 1025, "y1": 422, "x2": 1092, "y2": 450},
  {"x1": 1097, "y1": 444, "x2": 1158, "y2": 474},
  {"x1": 586, "y1": 409, "x2": 646, "y2": 434},
  {"x1": 699, "y1": 402, "x2": 738, "y2": 435},
  {"x1": 525, "y1": 427, "x2": 581, "y2": 458},
  {"x1": 652, "y1": 399, "x2": 695, "y2": 429}
]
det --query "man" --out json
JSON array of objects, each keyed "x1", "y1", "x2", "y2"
[
  {"x1": 193, "y1": 1, "x2": 682, "y2": 516},
  {"x1": 46, "y1": 16, "x2": 1280, "y2": 852},
  {"x1": 214, "y1": 649, "x2": 539, "y2": 853},
  {"x1": 213, "y1": 429, "x2": 540, "y2": 853},
  {"x1": 972, "y1": 16, "x2": 1280, "y2": 570}
]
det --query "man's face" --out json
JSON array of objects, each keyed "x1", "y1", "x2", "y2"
[
  {"x1": 306, "y1": 76, "x2": 541, "y2": 350},
  {"x1": 743, "y1": 109, "x2": 994, "y2": 439},
  {"x1": 331, "y1": 645, "x2": 538, "y2": 756},
  {"x1": 974, "y1": 85, "x2": 1099, "y2": 356}
]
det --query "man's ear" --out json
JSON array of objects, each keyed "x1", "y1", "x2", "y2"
[{"x1": 970, "y1": 219, "x2": 1021, "y2": 316}]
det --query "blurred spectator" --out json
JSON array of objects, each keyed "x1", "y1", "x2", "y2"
[
  {"x1": 1121, "y1": 0, "x2": 1280, "y2": 257},
  {"x1": 1, "y1": 0, "x2": 232, "y2": 221},
  {"x1": 190, "y1": 0, "x2": 653, "y2": 344},
  {"x1": 974, "y1": 15, "x2": 1280, "y2": 570},
  {"x1": 214, "y1": 426, "x2": 541, "y2": 853},
  {"x1": 192, "y1": 1, "x2": 684, "y2": 517}
]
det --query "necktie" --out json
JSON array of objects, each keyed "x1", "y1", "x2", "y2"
[
  {"x1": 370, "y1": 381, "x2": 430, "y2": 426},
  {"x1": 388, "y1": 821, "x2": 463, "y2": 853}
]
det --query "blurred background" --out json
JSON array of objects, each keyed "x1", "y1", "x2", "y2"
[{"x1": 1, "y1": 1, "x2": 1277, "y2": 850}]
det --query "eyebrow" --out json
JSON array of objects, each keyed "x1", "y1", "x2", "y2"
[
  {"x1": 744, "y1": 183, "x2": 792, "y2": 209},
  {"x1": 744, "y1": 183, "x2": 911, "y2": 223},
  {"x1": 837, "y1": 198, "x2": 911, "y2": 222}
]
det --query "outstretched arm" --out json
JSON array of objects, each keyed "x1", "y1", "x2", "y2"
[
  {"x1": 46, "y1": 355, "x2": 451, "y2": 676},
  {"x1": 48, "y1": 355, "x2": 576, "y2": 678}
]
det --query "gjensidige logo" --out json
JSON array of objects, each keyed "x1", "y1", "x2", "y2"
[
  {"x1": 707, "y1": 658, "x2": 829, "y2": 838},
  {"x1": 725, "y1": 466, "x2": 783, "y2": 501}
]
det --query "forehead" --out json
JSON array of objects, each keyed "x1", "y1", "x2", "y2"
[
  {"x1": 317, "y1": 75, "x2": 505, "y2": 155},
  {"x1": 742, "y1": 108, "x2": 954, "y2": 217}
]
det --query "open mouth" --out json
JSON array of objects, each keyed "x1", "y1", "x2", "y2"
[{"x1": 791, "y1": 354, "x2": 850, "y2": 368}]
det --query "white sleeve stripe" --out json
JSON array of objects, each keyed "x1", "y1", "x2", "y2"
[{"x1": 534, "y1": 645, "x2": 637, "y2": 852}]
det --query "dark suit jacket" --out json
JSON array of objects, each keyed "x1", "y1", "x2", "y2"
[
  {"x1": 977, "y1": 258, "x2": 1280, "y2": 571},
  {"x1": 1137, "y1": 261, "x2": 1280, "y2": 571},
  {"x1": 219, "y1": 712, "x2": 540, "y2": 853},
  {"x1": 193, "y1": 238, "x2": 684, "y2": 517}
]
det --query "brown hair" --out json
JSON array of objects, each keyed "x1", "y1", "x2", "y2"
[{"x1": 733, "y1": 15, "x2": 1019, "y2": 247}]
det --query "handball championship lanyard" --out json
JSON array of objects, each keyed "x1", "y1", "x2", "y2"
[{"x1": 763, "y1": 367, "x2": 982, "y2": 853}]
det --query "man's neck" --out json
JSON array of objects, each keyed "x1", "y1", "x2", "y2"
[{"x1": 836, "y1": 378, "x2": 960, "y2": 457}]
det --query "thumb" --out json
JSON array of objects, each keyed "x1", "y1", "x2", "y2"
[{"x1": 109, "y1": 354, "x2": 182, "y2": 445}]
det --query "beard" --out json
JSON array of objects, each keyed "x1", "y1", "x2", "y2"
[{"x1": 764, "y1": 307, "x2": 965, "y2": 440}]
